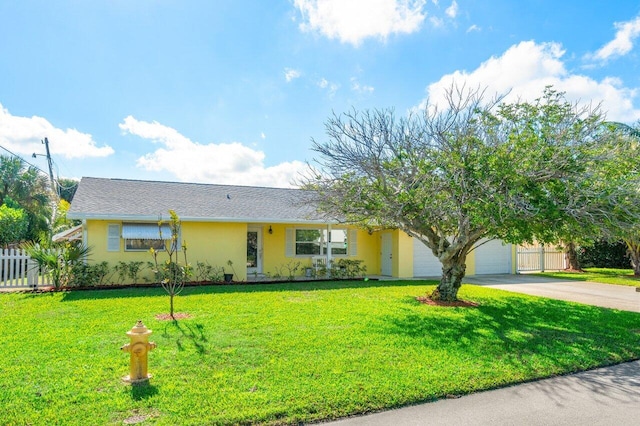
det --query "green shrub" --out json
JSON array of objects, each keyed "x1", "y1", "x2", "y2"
[
  {"x1": 0, "y1": 204, "x2": 29, "y2": 246},
  {"x1": 194, "y1": 261, "x2": 224, "y2": 282},
  {"x1": 330, "y1": 259, "x2": 367, "y2": 278},
  {"x1": 578, "y1": 240, "x2": 630, "y2": 269},
  {"x1": 70, "y1": 261, "x2": 112, "y2": 287},
  {"x1": 113, "y1": 261, "x2": 145, "y2": 284},
  {"x1": 273, "y1": 260, "x2": 301, "y2": 280}
]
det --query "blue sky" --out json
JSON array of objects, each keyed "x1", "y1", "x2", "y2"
[{"x1": 1, "y1": 0, "x2": 640, "y2": 188}]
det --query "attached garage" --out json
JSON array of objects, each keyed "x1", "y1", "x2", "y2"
[
  {"x1": 473, "y1": 239, "x2": 513, "y2": 274},
  {"x1": 413, "y1": 237, "x2": 513, "y2": 277},
  {"x1": 413, "y1": 238, "x2": 442, "y2": 277}
]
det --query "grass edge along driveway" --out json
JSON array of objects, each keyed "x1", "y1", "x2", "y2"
[
  {"x1": 1, "y1": 280, "x2": 639, "y2": 425},
  {"x1": 538, "y1": 267, "x2": 640, "y2": 287}
]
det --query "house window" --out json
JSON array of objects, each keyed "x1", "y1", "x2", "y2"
[
  {"x1": 125, "y1": 238, "x2": 166, "y2": 251},
  {"x1": 122, "y1": 223, "x2": 173, "y2": 252},
  {"x1": 294, "y1": 228, "x2": 347, "y2": 256},
  {"x1": 107, "y1": 224, "x2": 121, "y2": 252}
]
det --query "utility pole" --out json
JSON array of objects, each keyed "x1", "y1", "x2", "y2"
[
  {"x1": 42, "y1": 137, "x2": 58, "y2": 197},
  {"x1": 35, "y1": 137, "x2": 58, "y2": 232}
]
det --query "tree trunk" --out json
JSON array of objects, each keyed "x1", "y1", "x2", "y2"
[
  {"x1": 431, "y1": 257, "x2": 466, "y2": 301},
  {"x1": 170, "y1": 292, "x2": 175, "y2": 319},
  {"x1": 564, "y1": 242, "x2": 581, "y2": 271},
  {"x1": 625, "y1": 240, "x2": 640, "y2": 277}
]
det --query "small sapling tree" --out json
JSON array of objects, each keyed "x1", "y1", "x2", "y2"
[{"x1": 150, "y1": 210, "x2": 192, "y2": 319}]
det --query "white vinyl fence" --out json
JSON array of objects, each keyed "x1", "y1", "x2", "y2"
[
  {"x1": 0, "y1": 248, "x2": 52, "y2": 289},
  {"x1": 516, "y1": 244, "x2": 566, "y2": 272}
]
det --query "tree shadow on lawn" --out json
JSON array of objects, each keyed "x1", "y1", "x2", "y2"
[
  {"x1": 377, "y1": 295, "x2": 640, "y2": 392},
  {"x1": 161, "y1": 320, "x2": 208, "y2": 355},
  {"x1": 57, "y1": 279, "x2": 434, "y2": 302}
]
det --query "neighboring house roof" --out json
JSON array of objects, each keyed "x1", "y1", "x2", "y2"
[
  {"x1": 52, "y1": 224, "x2": 83, "y2": 242},
  {"x1": 67, "y1": 177, "x2": 334, "y2": 224}
]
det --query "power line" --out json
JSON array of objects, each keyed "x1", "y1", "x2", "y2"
[{"x1": 0, "y1": 144, "x2": 50, "y2": 177}]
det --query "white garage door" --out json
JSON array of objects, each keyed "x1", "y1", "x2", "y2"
[
  {"x1": 413, "y1": 239, "x2": 442, "y2": 277},
  {"x1": 474, "y1": 239, "x2": 512, "y2": 274}
]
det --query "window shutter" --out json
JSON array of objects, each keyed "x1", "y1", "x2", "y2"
[
  {"x1": 349, "y1": 229, "x2": 357, "y2": 256},
  {"x1": 285, "y1": 228, "x2": 294, "y2": 257},
  {"x1": 107, "y1": 224, "x2": 120, "y2": 252}
]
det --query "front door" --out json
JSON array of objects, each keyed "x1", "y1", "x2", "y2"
[
  {"x1": 381, "y1": 232, "x2": 393, "y2": 276},
  {"x1": 247, "y1": 227, "x2": 262, "y2": 275}
]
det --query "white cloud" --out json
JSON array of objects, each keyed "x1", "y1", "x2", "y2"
[
  {"x1": 429, "y1": 16, "x2": 444, "y2": 28},
  {"x1": 445, "y1": 0, "x2": 458, "y2": 18},
  {"x1": 466, "y1": 24, "x2": 480, "y2": 33},
  {"x1": 294, "y1": 0, "x2": 427, "y2": 46},
  {"x1": 318, "y1": 78, "x2": 339, "y2": 97},
  {"x1": 284, "y1": 68, "x2": 302, "y2": 82},
  {"x1": 420, "y1": 40, "x2": 640, "y2": 123},
  {"x1": 351, "y1": 78, "x2": 375, "y2": 94},
  {"x1": 587, "y1": 16, "x2": 640, "y2": 62},
  {"x1": 0, "y1": 104, "x2": 114, "y2": 159},
  {"x1": 119, "y1": 116, "x2": 306, "y2": 188}
]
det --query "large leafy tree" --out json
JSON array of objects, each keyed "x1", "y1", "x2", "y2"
[
  {"x1": 303, "y1": 86, "x2": 640, "y2": 300},
  {"x1": 0, "y1": 155, "x2": 51, "y2": 241},
  {"x1": 599, "y1": 122, "x2": 640, "y2": 275}
]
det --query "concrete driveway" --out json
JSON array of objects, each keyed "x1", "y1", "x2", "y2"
[{"x1": 462, "y1": 274, "x2": 640, "y2": 313}]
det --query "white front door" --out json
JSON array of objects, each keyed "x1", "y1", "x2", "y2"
[
  {"x1": 247, "y1": 227, "x2": 263, "y2": 275},
  {"x1": 381, "y1": 232, "x2": 393, "y2": 276}
]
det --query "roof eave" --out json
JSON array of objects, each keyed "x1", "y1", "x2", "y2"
[{"x1": 66, "y1": 212, "x2": 341, "y2": 225}]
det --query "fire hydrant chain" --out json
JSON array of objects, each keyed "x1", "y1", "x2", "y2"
[{"x1": 121, "y1": 320, "x2": 156, "y2": 384}]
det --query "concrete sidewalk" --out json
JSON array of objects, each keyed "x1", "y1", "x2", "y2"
[{"x1": 322, "y1": 360, "x2": 640, "y2": 426}]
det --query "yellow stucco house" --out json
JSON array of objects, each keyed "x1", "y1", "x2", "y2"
[{"x1": 67, "y1": 177, "x2": 515, "y2": 282}]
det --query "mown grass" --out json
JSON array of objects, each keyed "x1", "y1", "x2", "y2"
[
  {"x1": 539, "y1": 267, "x2": 640, "y2": 286},
  {"x1": 1, "y1": 280, "x2": 639, "y2": 425}
]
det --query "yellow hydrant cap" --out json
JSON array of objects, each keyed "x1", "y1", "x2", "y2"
[{"x1": 127, "y1": 320, "x2": 152, "y2": 335}]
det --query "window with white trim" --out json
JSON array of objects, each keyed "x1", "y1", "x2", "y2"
[
  {"x1": 122, "y1": 223, "x2": 173, "y2": 252},
  {"x1": 293, "y1": 228, "x2": 348, "y2": 256}
]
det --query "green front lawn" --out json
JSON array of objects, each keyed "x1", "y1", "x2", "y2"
[
  {"x1": 1, "y1": 281, "x2": 639, "y2": 425},
  {"x1": 539, "y1": 267, "x2": 640, "y2": 286}
]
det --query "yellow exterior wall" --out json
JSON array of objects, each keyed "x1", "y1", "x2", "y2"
[
  {"x1": 393, "y1": 230, "x2": 414, "y2": 278},
  {"x1": 263, "y1": 225, "x2": 379, "y2": 277},
  {"x1": 466, "y1": 247, "x2": 477, "y2": 276},
  {"x1": 262, "y1": 223, "x2": 292, "y2": 276},
  {"x1": 85, "y1": 220, "x2": 379, "y2": 282},
  {"x1": 356, "y1": 229, "x2": 379, "y2": 276},
  {"x1": 182, "y1": 222, "x2": 247, "y2": 281}
]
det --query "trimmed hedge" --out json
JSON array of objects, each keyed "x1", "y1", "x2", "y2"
[{"x1": 578, "y1": 240, "x2": 630, "y2": 269}]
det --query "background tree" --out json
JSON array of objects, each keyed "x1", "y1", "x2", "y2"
[
  {"x1": 599, "y1": 121, "x2": 640, "y2": 275},
  {"x1": 302, "y1": 86, "x2": 640, "y2": 301},
  {"x1": 0, "y1": 205, "x2": 29, "y2": 247},
  {"x1": 57, "y1": 178, "x2": 78, "y2": 203},
  {"x1": 0, "y1": 156, "x2": 51, "y2": 241}
]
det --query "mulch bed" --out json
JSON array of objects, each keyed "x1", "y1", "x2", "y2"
[
  {"x1": 416, "y1": 296, "x2": 479, "y2": 307},
  {"x1": 154, "y1": 313, "x2": 192, "y2": 321}
]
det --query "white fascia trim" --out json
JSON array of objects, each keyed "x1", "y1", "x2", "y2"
[{"x1": 67, "y1": 213, "x2": 340, "y2": 225}]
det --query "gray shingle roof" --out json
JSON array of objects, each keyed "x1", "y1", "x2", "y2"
[{"x1": 67, "y1": 177, "x2": 332, "y2": 224}]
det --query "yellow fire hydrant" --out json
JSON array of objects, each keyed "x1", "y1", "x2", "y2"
[{"x1": 121, "y1": 320, "x2": 156, "y2": 383}]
